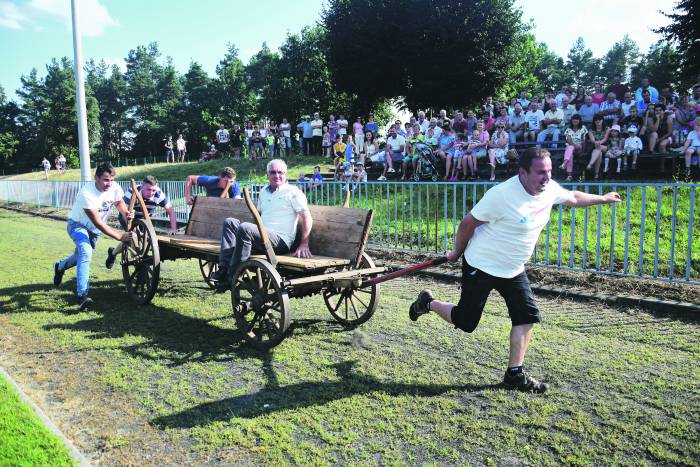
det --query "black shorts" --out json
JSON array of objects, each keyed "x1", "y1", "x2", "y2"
[
  {"x1": 218, "y1": 142, "x2": 230, "y2": 152},
  {"x1": 451, "y1": 259, "x2": 541, "y2": 333}
]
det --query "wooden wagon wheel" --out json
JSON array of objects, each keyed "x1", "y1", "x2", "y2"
[
  {"x1": 121, "y1": 218, "x2": 160, "y2": 305},
  {"x1": 231, "y1": 259, "x2": 291, "y2": 350},
  {"x1": 322, "y1": 252, "x2": 379, "y2": 327},
  {"x1": 198, "y1": 258, "x2": 219, "y2": 289}
]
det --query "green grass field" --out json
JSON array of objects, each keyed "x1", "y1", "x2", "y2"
[
  {"x1": 0, "y1": 373, "x2": 75, "y2": 466},
  {"x1": 0, "y1": 208, "x2": 698, "y2": 465}
]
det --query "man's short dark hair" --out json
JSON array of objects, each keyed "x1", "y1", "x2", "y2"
[
  {"x1": 519, "y1": 147, "x2": 550, "y2": 172},
  {"x1": 220, "y1": 167, "x2": 236, "y2": 179},
  {"x1": 314, "y1": 165, "x2": 320, "y2": 170},
  {"x1": 95, "y1": 162, "x2": 115, "y2": 178},
  {"x1": 143, "y1": 175, "x2": 158, "y2": 186}
]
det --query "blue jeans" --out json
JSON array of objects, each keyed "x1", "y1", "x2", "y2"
[
  {"x1": 537, "y1": 127, "x2": 560, "y2": 147},
  {"x1": 58, "y1": 220, "x2": 99, "y2": 297}
]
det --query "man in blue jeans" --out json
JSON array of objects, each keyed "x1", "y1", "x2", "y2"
[{"x1": 53, "y1": 163, "x2": 133, "y2": 311}]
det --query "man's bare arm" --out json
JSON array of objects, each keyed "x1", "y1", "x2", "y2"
[
  {"x1": 185, "y1": 175, "x2": 198, "y2": 205},
  {"x1": 291, "y1": 210, "x2": 313, "y2": 258},
  {"x1": 563, "y1": 190, "x2": 621, "y2": 208},
  {"x1": 84, "y1": 208, "x2": 132, "y2": 242}
]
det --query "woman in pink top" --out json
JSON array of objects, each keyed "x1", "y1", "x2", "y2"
[
  {"x1": 353, "y1": 117, "x2": 365, "y2": 155},
  {"x1": 591, "y1": 83, "x2": 605, "y2": 105}
]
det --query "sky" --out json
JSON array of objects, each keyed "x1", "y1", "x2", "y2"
[{"x1": 0, "y1": 0, "x2": 679, "y2": 102}]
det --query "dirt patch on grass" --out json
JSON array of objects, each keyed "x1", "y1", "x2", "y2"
[{"x1": 367, "y1": 247, "x2": 699, "y2": 305}]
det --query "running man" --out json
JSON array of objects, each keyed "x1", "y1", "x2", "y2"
[{"x1": 409, "y1": 148, "x2": 621, "y2": 393}]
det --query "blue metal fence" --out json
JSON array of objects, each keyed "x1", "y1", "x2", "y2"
[{"x1": 0, "y1": 179, "x2": 697, "y2": 285}]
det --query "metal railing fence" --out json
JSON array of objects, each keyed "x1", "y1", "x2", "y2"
[{"x1": 0, "y1": 179, "x2": 697, "y2": 285}]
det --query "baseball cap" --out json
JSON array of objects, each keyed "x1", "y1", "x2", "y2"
[{"x1": 627, "y1": 125, "x2": 638, "y2": 133}]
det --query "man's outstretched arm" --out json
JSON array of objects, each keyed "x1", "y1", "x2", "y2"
[{"x1": 563, "y1": 191, "x2": 621, "y2": 208}]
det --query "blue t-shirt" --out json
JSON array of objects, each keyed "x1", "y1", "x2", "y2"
[
  {"x1": 311, "y1": 173, "x2": 323, "y2": 183},
  {"x1": 365, "y1": 122, "x2": 379, "y2": 135},
  {"x1": 197, "y1": 176, "x2": 241, "y2": 198},
  {"x1": 439, "y1": 134, "x2": 455, "y2": 154},
  {"x1": 578, "y1": 103, "x2": 599, "y2": 123},
  {"x1": 297, "y1": 121, "x2": 313, "y2": 138}
]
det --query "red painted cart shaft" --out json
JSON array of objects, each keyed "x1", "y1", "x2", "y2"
[{"x1": 367, "y1": 257, "x2": 448, "y2": 286}]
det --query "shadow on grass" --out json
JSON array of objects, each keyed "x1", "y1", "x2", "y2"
[{"x1": 152, "y1": 359, "x2": 498, "y2": 427}]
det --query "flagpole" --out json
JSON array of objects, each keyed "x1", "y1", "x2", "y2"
[{"x1": 71, "y1": 0, "x2": 91, "y2": 181}]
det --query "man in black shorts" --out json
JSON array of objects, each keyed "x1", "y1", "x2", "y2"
[{"x1": 409, "y1": 148, "x2": 621, "y2": 393}]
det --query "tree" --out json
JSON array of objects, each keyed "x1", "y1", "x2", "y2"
[
  {"x1": 181, "y1": 61, "x2": 216, "y2": 151},
  {"x1": 214, "y1": 44, "x2": 255, "y2": 127},
  {"x1": 0, "y1": 85, "x2": 20, "y2": 170},
  {"x1": 321, "y1": 0, "x2": 523, "y2": 111},
  {"x1": 630, "y1": 41, "x2": 683, "y2": 93},
  {"x1": 598, "y1": 35, "x2": 640, "y2": 83},
  {"x1": 86, "y1": 60, "x2": 130, "y2": 158},
  {"x1": 655, "y1": 0, "x2": 700, "y2": 88},
  {"x1": 566, "y1": 37, "x2": 601, "y2": 87}
]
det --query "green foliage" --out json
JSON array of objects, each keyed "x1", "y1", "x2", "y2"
[
  {"x1": 214, "y1": 44, "x2": 255, "y2": 125},
  {"x1": 598, "y1": 35, "x2": 640, "y2": 82},
  {"x1": 655, "y1": 0, "x2": 700, "y2": 87},
  {"x1": 566, "y1": 37, "x2": 601, "y2": 87},
  {"x1": 631, "y1": 42, "x2": 684, "y2": 92}
]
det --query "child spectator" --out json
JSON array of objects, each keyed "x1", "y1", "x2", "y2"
[
  {"x1": 322, "y1": 126, "x2": 332, "y2": 158},
  {"x1": 266, "y1": 131, "x2": 276, "y2": 158},
  {"x1": 603, "y1": 124, "x2": 624, "y2": 174},
  {"x1": 619, "y1": 106, "x2": 644, "y2": 138},
  {"x1": 354, "y1": 162, "x2": 368, "y2": 182},
  {"x1": 340, "y1": 161, "x2": 355, "y2": 182},
  {"x1": 311, "y1": 165, "x2": 323, "y2": 188},
  {"x1": 623, "y1": 125, "x2": 643, "y2": 171},
  {"x1": 425, "y1": 128, "x2": 438, "y2": 150},
  {"x1": 449, "y1": 132, "x2": 466, "y2": 181},
  {"x1": 333, "y1": 134, "x2": 347, "y2": 179},
  {"x1": 345, "y1": 134, "x2": 356, "y2": 163},
  {"x1": 199, "y1": 142, "x2": 218, "y2": 162}
]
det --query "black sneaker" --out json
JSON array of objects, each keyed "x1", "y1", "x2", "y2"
[
  {"x1": 105, "y1": 247, "x2": 117, "y2": 270},
  {"x1": 211, "y1": 267, "x2": 228, "y2": 284},
  {"x1": 53, "y1": 262, "x2": 64, "y2": 287},
  {"x1": 409, "y1": 289, "x2": 433, "y2": 321},
  {"x1": 77, "y1": 295, "x2": 93, "y2": 312},
  {"x1": 503, "y1": 370, "x2": 549, "y2": 394},
  {"x1": 214, "y1": 279, "x2": 231, "y2": 294}
]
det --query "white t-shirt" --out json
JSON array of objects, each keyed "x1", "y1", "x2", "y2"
[
  {"x1": 176, "y1": 138, "x2": 186, "y2": 150},
  {"x1": 687, "y1": 130, "x2": 700, "y2": 149},
  {"x1": 69, "y1": 182, "x2": 125, "y2": 234},
  {"x1": 465, "y1": 176, "x2": 571, "y2": 278},
  {"x1": 620, "y1": 101, "x2": 636, "y2": 117},
  {"x1": 525, "y1": 110, "x2": 544, "y2": 131},
  {"x1": 544, "y1": 109, "x2": 564, "y2": 128},
  {"x1": 279, "y1": 123, "x2": 291, "y2": 137},
  {"x1": 337, "y1": 119, "x2": 348, "y2": 135},
  {"x1": 216, "y1": 129, "x2": 229, "y2": 143},
  {"x1": 418, "y1": 119, "x2": 430, "y2": 134},
  {"x1": 311, "y1": 119, "x2": 323, "y2": 137},
  {"x1": 386, "y1": 135, "x2": 406, "y2": 152},
  {"x1": 257, "y1": 183, "x2": 309, "y2": 248}
]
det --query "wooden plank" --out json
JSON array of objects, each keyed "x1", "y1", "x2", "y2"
[
  {"x1": 285, "y1": 267, "x2": 386, "y2": 286},
  {"x1": 250, "y1": 254, "x2": 350, "y2": 270},
  {"x1": 354, "y1": 209, "x2": 374, "y2": 267}
]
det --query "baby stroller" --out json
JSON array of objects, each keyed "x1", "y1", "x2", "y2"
[{"x1": 412, "y1": 142, "x2": 440, "y2": 181}]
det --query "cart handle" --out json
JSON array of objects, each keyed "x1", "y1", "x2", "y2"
[
  {"x1": 219, "y1": 178, "x2": 232, "y2": 198},
  {"x1": 242, "y1": 187, "x2": 278, "y2": 267},
  {"x1": 129, "y1": 178, "x2": 153, "y2": 229},
  {"x1": 367, "y1": 257, "x2": 447, "y2": 286},
  {"x1": 125, "y1": 179, "x2": 139, "y2": 231}
]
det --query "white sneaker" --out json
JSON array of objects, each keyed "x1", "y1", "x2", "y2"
[
  {"x1": 387, "y1": 168, "x2": 395, "y2": 173},
  {"x1": 377, "y1": 175, "x2": 387, "y2": 181}
]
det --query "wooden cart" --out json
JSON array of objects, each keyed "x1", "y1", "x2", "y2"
[{"x1": 120, "y1": 187, "x2": 386, "y2": 349}]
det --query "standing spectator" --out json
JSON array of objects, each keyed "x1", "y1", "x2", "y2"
[
  {"x1": 279, "y1": 118, "x2": 292, "y2": 157},
  {"x1": 560, "y1": 96, "x2": 576, "y2": 127},
  {"x1": 377, "y1": 126, "x2": 405, "y2": 181},
  {"x1": 620, "y1": 92, "x2": 636, "y2": 118},
  {"x1": 311, "y1": 112, "x2": 324, "y2": 156},
  {"x1": 266, "y1": 131, "x2": 276, "y2": 158},
  {"x1": 337, "y1": 114, "x2": 348, "y2": 138},
  {"x1": 57, "y1": 154, "x2": 66, "y2": 174},
  {"x1": 165, "y1": 136, "x2": 175, "y2": 163},
  {"x1": 560, "y1": 114, "x2": 587, "y2": 181},
  {"x1": 345, "y1": 134, "x2": 357, "y2": 163},
  {"x1": 244, "y1": 121, "x2": 254, "y2": 157},
  {"x1": 353, "y1": 117, "x2": 365, "y2": 156},
  {"x1": 322, "y1": 126, "x2": 332, "y2": 158},
  {"x1": 591, "y1": 83, "x2": 606, "y2": 105},
  {"x1": 599, "y1": 92, "x2": 621, "y2": 126},
  {"x1": 635, "y1": 78, "x2": 659, "y2": 103},
  {"x1": 524, "y1": 101, "x2": 545, "y2": 142},
  {"x1": 509, "y1": 103, "x2": 526, "y2": 144},
  {"x1": 606, "y1": 74, "x2": 629, "y2": 106},
  {"x1": 52, "y1": 163, "x2": 133, "y2": 311},
  {"x1": 435, "y1": 123, "x2": 456, "y2": 181},
  {"x1": 365, "y1": 114, "x2": 379, "y2": 138},
  {"x1": 41, "y1": 157, "x2": 51, "y2": 179},
  {"x1": 517, "y1": 90, "x2": 530, "y2": 108},
  {"x1": 216, "y1": 124, "x2": 230, "y2": 157},
  {"x1": 603, "y1": 125, "x2": 624, "y2": 174},
  {"x1": 537, "y1": 100, "x2": 563, "y2": 147},
  {"x1": 250, "y1": 126, "x2": 264, "y2": 160},
  {"x1": 327, "y1": 114, "x2": 339, "y2": 141},
  {"x1": 297, "y1": 115, "x2": 313, "y2": 156},
  {"x1": 417, "y1": 111, "x2": 430, "y2": 134},
  {"x1": 678, "y1": 117, "x2": 700, "y2": 177},
  {"x1": 571, "y1": 86, "x2": 586, "y2": 109},
  {"x1": 578, "y1": 95, "x2": 599, "y2": 128},
  {"x1": 176, "y1": 134, "x2": 187, "y2": 162},
  {"x1": 587, "y1": 114, "x2": 609, "y2": 180},
  {"x1": 230, "y1": 125, "x2": 243, "y2": 160}
]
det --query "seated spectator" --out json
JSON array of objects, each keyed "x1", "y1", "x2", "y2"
[
  {"x1": 465, "y1": 121, "x2": 489, "y2": 179},
  {"x1": 674, "y1": 96, "x2": 696, "y2": 146},
  {"x1": 619, "y1": 105, "x2": 644, "y2": 138},
  {"x1": 435, "y1": 123, "x2": 456, "y2": 181},
  {"x1": 620, "y1": 92, "x2": 636, "y2": 117},
  {"x1": 495, "y1": 107, "x2": 510, "y2": 128},
  {"x1": 537, "y1": 100, "x2": 563, "y2": 147},
  {"x1": 591, "y1": 83, "x2": 606, "y2": 105},
  {"x1": 311, "y1": 165, "x2": 323, "y2": 188},
  {"x1": 623, "y1": 126, "x2": 643, "y2": 170},
  {"x1": 354, "y1": 162, "x2": 368, "y2": 182},
  {"x1": 364, "y1": 131, "x2": 381, "y2": 165},
  {"x1": 332, "y1": 134, "x2": 347, "y2": 178},
  {"x1": 678, "y1": 116, "x2": 700, "y2": 177},
  {"x1": 482, "y1": 96, "x2": 494, "y2": 117},
  {"x1": 560, "y1": 96, "x2": 576, "y2": 127},
  {"x1": 428, "y1": 117, "x2": 443, "y2": 139},
  {"x1": 689, "y1": 84, "x2": 700, "y2": 106},
  {"x1": 659, "y1": 85, "x2": 679, "y2": 107},
  {"x1": 524, "y1": 101, "x2": 545, "y2": 141},
  {"x1": 402, "y1": 124, "x2": 425, "y2": 180},
  {"x1": 606, "y1": 74, "x2": 629, "y2": 107},
  {"x1": 452, "y1": 111, "x2": 468, "y2": 134},
  {"x1": 425, "y1": 127, "x2": 438, "y2": 150},
  {"x1": 517, "y1": 90, "x2": 530, "y2": 108},
  {"x1": 571, "y1": 86, "x2": 586, "y2": 109},
  {"x1": 603, "y1": 125, "x2": 624, "y2": 174},
  {"x1": 599, "y1": 92, "x2": 621, "y2": 126},
  {"x1": 640, "y1": 104, "x2": 661, "y2": 152},
  {"x1": 464, "y1": 111, "x2": 478, "y2": 132},
  {"x1": 657, "y1": 106, "x2": 674, "y2": 154},
  {"x1": 507, "y1": 97, "x2": 518, "y2": 116},
  {"x1": 560, "y1": 114, "x2": 588, "y2": 181},
  {"x1": 199, "y1": 142, "x2": 218, "y2": 162},
  {"x1": 637, "y1": 89, "x2": 656, "y2": 114},
  {"x1": 509, "y1": 103, "x2": 526, "y2": 144},
  {"x1": 635, "y1": 78, "x2": 659, "y2": 103},
  {"x1": 578, "y1": 95, "x2": 599, "y2": 128},
  {"x1": 416, "y1": 111, "x2": 430, "y2": 134},
  {"x1": 340, "y1": 162, "x2": 355, "y2": 182},
  {"x1": 377, "y1": 126, "x2": 405, "y2": 181},
  {"x1": 482, "y1": 110, "x2": 495, "y2": 132},
  {"x1": 555, "y1": 85, "x2": 571, "y2": 107},
  {"x1": 487, "y1": 122, "x2": 509, "y2": 181},
  {"x1": 586, "y1": 114, "x2": 610, "y2": 180}
]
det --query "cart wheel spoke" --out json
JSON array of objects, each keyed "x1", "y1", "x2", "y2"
[{"x1": 322, "y1": 253, "x2": 379, "y2": 327}]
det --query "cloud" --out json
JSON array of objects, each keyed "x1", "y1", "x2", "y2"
[
  {"x1": 0, "y1": 0, "x2": 117, "y2": 36},
  {"x1": 0, "y1": 2, "x2": 26, "y2": 29}
]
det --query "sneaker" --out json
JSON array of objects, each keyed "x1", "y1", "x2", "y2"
[
  {"x1": 377, "y1": 175, "x2": 387, "y2": 181},
  {"x1": 105, "y1": 247, "x2": 117, "y2": 270},
  {"x1": 77, "y1": 295, "x2": 93, "y2": 312},
  {"x1": 211, "y1": 267, "x2": 228, "y2": 283},
  {"x1": 409, "y1": 289, "x2": 433, "y2": 321},
  {"x1": 214, "y1": 279, "x2": 231, "y2": 294},
  {"x1": 503, "y1": 370, "x2": 548, "y2": 394},
  {"x1": 387, "y1": 167, "x2": 396, "y2": 173},
  {"x1": 53, "y1": 262, "x2": 64, "y2": 288}
]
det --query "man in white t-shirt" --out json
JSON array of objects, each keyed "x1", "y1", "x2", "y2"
[
  {"x1": 311, "y1": 112, "x2": 324, "y2": 156},
  {"x1": 53, "y1": 163, "x2": 134, "y2": 311},
  {"x1": 214, "y1": 159, "x2": 313, "y2": 292},
  {"x1": 216, "y1": 124, "x2": 230, "y2": 157},
  {"x1": 536, "y1": 100, "x2": 564, "y2": 147},
  {"x1": 377, "y1": 126, "x2": 406, "y2": 181},
  {"x1": 279, "y1": 118, "x2": 292, "y2": 157},
  {"x1": 409, "y1": 148, "x2": 621, "y2": 393}
]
